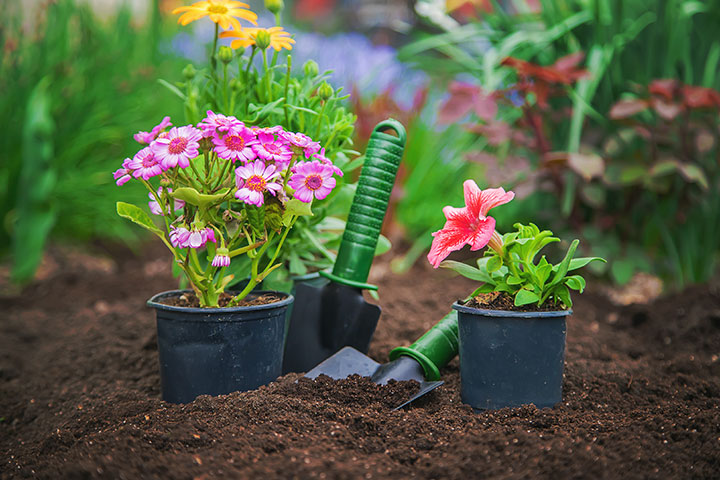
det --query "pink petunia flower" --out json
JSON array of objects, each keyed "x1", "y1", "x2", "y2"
[
  {"x1": 151, "y1": 125, "x2": 202, "y2": 169},
  {"x1": 134, "y1": 116, "x2": 172, "y2": 144},
  {"x1": 282, "y1": 131, "x2": 321, "y2": 158},
  {"x1": 288, "y1": 160, "x2": 337, "y2": 203},
  {"x1": 427, "y1": 180, "x2": 515, "y2": 268},
  {"x1": 213, "y1": 126, "x2": 258, "y2": 163},
  {"x1": 234, "y1": 161, "x2": 282, "y2": 207},
  {"x1": 211, "y1": 248, "x2": 231, "y2": 268},
  {"x1": 197, "y1": 110, "x2": 243, "y2": 136},
  {"x1": 312, "y1": 148, "x2": 343, "y2": 177},
  {"x1": 252, "y1": 132, "x2": 293, "y2": 167},
  {"x1": 169, "y1": 226, "x2": 216, "y2": 249},
  {"x1": 126, "y1": 147, "x2": 163, "y2": 180},
  {"x1": 148, "y1": 187, "x2": 185, "y2": 216}
]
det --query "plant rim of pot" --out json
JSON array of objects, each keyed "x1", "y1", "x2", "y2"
[
  {"x1": 148, "y1": 289, "x2": 293, "y2": 315},
  {"x1": 452, "y1": 301, "x2": 573, "y2": 318}
]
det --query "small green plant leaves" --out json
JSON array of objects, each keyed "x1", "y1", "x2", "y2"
[
  {"x1": 507, "y1": 275, "x2": 524, "y2": 285},
  {"x1": 565, "y1": 275, "x2": 586, "y2": 292},
  {"x1": 486, "y1": 255, "x2": 503, "y2": 272},
  {"x1": 515, "y1": 289, "x2": 540, "y2": 306},
  {"x1": 116, "y1": 202, "x2": 164, "y2": 237},
  {"x1": 441, "y1": 260, "x2": 493, "y2": 282}
]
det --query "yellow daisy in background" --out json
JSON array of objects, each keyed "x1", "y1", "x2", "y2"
[
  {"x1": 172, "y1": 0, "x2": 258, "y2": 31},
  {"x1": 220, "y1": 27, "x2": 295, "y2": 51}
]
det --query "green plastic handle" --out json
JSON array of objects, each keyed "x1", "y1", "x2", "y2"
[
  {"x1": 388, "y1": 310, "x2": 459, "y2": 381},
  {"x1": 322, "y1": 119, "x2": 406, "y2": 289}
]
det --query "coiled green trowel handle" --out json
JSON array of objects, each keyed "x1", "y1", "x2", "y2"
[
  {"x1": 321, "y1": 119, "x2": 406, "y2": 289},
  {"x1": 388, "y1": 311, "x2": 459, "y2": 381}
]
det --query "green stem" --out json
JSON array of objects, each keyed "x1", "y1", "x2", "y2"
[
  {"x1": 210, "y1": 23, "x2": 219, "y2": 71},
  {"x1": 223, "y1": 63, "x2": 229, "y2": 112},
  {"x1": 315, "y1": 101, "x2": 327, "y2": 138},
  {"x1": 188, "y1": 158, "x2": 208, "y2": 188},
  {"x1": 262, "y1": 48, "x2": 272, "y2": 102},
  {"x1": 284, "y1": 55, "x2": 292, "y2": 126}
]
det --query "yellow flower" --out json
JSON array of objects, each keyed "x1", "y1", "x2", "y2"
[
  {"x1": 220, "y1": 26, "x2": 295, "y2": 51},
  {"x1": 172, "y1": 1, "x2": 258, "y2": 31}
]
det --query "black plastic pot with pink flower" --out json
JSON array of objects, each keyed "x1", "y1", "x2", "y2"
[
  {"x1": 115, "y1": 111, "x2": 349, "y2": 403},
  {"x1": 428, "y1": 180, "x2": 605, "y2": 410}
]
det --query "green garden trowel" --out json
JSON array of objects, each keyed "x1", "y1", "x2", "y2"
[
  {"x1": 282, "y1": 119, "x2": 406, "y2": 374},
  {"x1": 305, "y1": 311, "x2": 459, "y2": 409}
]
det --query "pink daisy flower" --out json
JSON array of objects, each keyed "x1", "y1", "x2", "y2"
[
  {"x1": 148, "y1": 187, "x2": 185, "y2": 216},
  {"x1": 126, "y1": 147, "x2": 163, "y2": 180},
  {"x1": 312, "y1": 148, "x2": 343, "y2": 177},
  {"x1": 151, "y1": 125, "x2": 202, "y2": 169},
  {"x1": 252, "y1": 132, "x2": 293, "y2": 167},
  {"x1": 211, "y1": 248, "x2": 231, "y2": 267},
  {"x1": 134, "y1": 116, "x2": 172, "y2": 144},
  {"x1": 234, "y1": 161, "x2": 283, "y2": 207},
  {"x1": 288, "y1": 160, "x2": 337, "y2": 203},
  {"x1": 198, "y1": 110, "x2": 243, "y2": 136},
  {"x1": 282, "y1": 131, "x2": 321, "y2": 158},
  {"x1": 113, "y1": 166, "x2": 132, "y2": 186},
  {"x1": 427, "y1": 180, "x2": 515, "y2": 268},
  {"x1": 213, "y1": 126, "x2": 258, "y2": 163},
  {"x1": 252, "y1": 125, "x2": 285, "y2": 136}
]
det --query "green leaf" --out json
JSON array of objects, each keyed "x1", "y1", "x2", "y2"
[
  {"x1": 440, "y1": 260, "x2": 493, "y2": 283},
  {"x1": 116, "y1": 202, "x2": 164, "y2": 237},
  {"x1": 568, "y1": 256, "x2": 606, "y2": 271},
  {"x1": 172, "y1": 187, "x2": 230, "y2": 209},
  {"x1": 565, "y1": 275, "x2": 586, "y2": 292},
  {"x1": 283, "y1": 199, "x2": 313, "y2": 226},
  {"x1": 375, "y1": 234, "x2": 391, "y2": 256},
  {"x1": 506, "y1": 275, "x2": 523, "y2": 285},
  {"x1": 555, "y1": 285, "x2": 572, "y2": 308},
  {"x1": 547, "y1": 239, "x2": 579, "y2": 289},
  {"x1": 515, "y1": 289, "x2": 540, "y2": 306},
  {"x1": 486, "y1": 255, "x2": 503, "y2": 272},
  {"x1": 157, "y1": 79, "x2": 186, "y2": 100}
]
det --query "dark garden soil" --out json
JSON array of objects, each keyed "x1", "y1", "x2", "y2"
[{"x1": 1, "y1": 241, "x2": 719, "y2": 479}]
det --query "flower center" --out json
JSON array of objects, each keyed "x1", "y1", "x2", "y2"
[
  {"x1": 304, "y1": 174, "x2": 323, "y2": 191},
  {"x1": 207, "y1": 5, "x2": 229, "y2": 14},
  {"x1": 246, "y1": 175, "x2": 267, "y2": 192},
  {"x1": 142, "y1": 153, "x2": 156, "y2": 168},
  {"x1": 264, "y1": 143, "x2": 282, "y2": 155},
  {"x1": 225, "y1": 135, "x2": 245, "y2": 151},
  {"x1": 168, "y1": 137, "x2": 188, "y2": 155}
]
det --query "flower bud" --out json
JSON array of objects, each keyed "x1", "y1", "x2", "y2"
[
  {"x1": 182, "y1": 63, "x2": 197, "y2": 80},
  {"x1": 217, "y1": 46, "x2": 234, "y2": 65},
  {"x1": 160, "y1": 178, "x2": 172, "y2": 187},
  {"x1": 303, "y1": 59, "x2": 319, "y2": 77},
  {"x1": 255, "y1": 30, "x2": 271, "y2": 50},
  {"x1": 318, "y1": 81, "x2": 334, "y2": 101},
  {"x1": 229, "y1": 78, "x2": 243, "y2": 92},
  {"x1": 265, "y1": 0, "x2": 284, "y2": 14}
]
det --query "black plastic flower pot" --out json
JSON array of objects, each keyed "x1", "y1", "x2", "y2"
[
  {"x1": 453, "y1": 302, "x2": 572, "y2": 410},
  {"x1": 147, "y1": 290, "x2": 293, "y2": 404}
]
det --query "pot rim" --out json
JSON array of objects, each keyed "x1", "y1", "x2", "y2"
[
  {"x1": 147, "y1": 289, "x2": 293, "y2": 314},
  {"x1": 452, "y1": 301, "x2": 572, "y2": 318}
]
